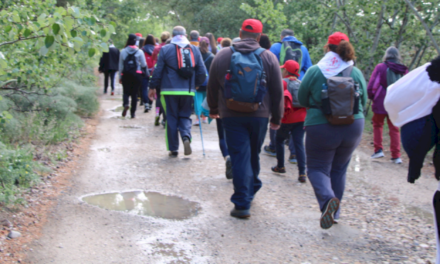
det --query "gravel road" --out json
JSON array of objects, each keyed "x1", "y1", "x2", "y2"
[{"x1": 26, "y1": 82, "x2": 438, "y2": 263}]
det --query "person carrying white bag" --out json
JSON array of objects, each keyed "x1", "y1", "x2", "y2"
[{"x1": 384, "y1": 56, "x2": 440, "y2": 263}]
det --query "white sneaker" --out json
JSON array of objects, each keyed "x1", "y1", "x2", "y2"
[
  {"x1": 371, "y1": 150, "x2": 384, "y2": 159},
  {"x1": 391, "y1": 158, "x2": 402, "y2": 164},
  {"x1": 193, "y1": 119, "x2": 200, "y2": 126},
  {"x1": 202, "y1": 117, "x2": 208, "y2": 124}
]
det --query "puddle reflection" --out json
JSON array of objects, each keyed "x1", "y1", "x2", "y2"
[{"x1": 82, "y1": 191, "x2": 200, "y2": 220}]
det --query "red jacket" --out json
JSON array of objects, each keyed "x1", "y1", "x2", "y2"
[
  {"x1": 152, "y1": 43, "x2": 166, "y2": 62},
  {"x1": 281, "y1": 76, "x2": 307, "y2": 124}
]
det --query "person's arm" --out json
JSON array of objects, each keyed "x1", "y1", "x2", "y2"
[
  {"x1": 194, "y1": 49, "x2": 207, "y2": 87},
  {"x1": 301, "y1": 46, "x2": 313, "y2": 73},
  {"x1": 99, "y1": 54, "x2": 104, "y2": 72},
  {"x1": 269, "y1": 43, "x2": 281, "y2": 62},
  {"x1": 267, "y1": 53, "x2": 284, "y2": 126},
  {"x1": 118, "y1": 50, "x2": 124, "y2": 80},
  {"x1": 367, "y1": 65, "x2": 380, "y2": 100},
  {"x1": 207, "y1": 54, "x2": 220, "y2": 117},
  {"x1": 138, "y1": 50, "x2": 149, "y2": 76},
  {"x1": 298, "y1": 68, "x2": 313, "y2": 107}
]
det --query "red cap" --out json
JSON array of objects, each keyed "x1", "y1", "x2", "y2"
[
  {"x1": 241, "y1": 19, "x2": 263, "y2": 33},
  {"x1": 280, "y1": 60, "x2": 300, "y2": 77},
  {"x1": 327, "y1": 32, "x2": 349, "y2": 45},
  {"x1": 135, "y1": 33, "x2": 143, "y2": 37},
  {"x1": 217, "y1": 37, "x2": 223, "y2": 43}
]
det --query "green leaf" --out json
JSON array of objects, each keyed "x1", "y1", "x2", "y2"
[
  {"x1": 23, "y1": 28, "x2": 31, "y2": 37},
  {"x1": 70, "y1": 29, "x2": 77, "y2": 37},
  {"x1": 4, "y1": 25, "x2": 12, "y2": 33},
  {"x1": 100, "y1": 42, "x2": 109, "y2": 52},
  {"x1": 45, "y1": 35, "x2": 55, "y2": 48},
  {"x1": 53, "y1": 23, "x2": 60, "y2": 35},
  {"x1": 100, "y1": 29, "x2": 107, "y2": 38},
  {"x1": 12, "y1": 11, "x2": 20, "y2": 23},
  {"x1": 88, "y1": 48, "x2": 96, "y2": 57},
  {"x1": 0, "y1": 52, "x2": 7, "y2": 68}
]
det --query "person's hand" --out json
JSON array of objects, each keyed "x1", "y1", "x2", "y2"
[
  {"x1": 209, "y1": 114, "x2": 220, "y2": 119},
  {"x1": 149, "y1": 89, "x2": 157, "y2": 101},
  {"x1": 270, "y1": 123, "x2": 280, "y2": 130}
]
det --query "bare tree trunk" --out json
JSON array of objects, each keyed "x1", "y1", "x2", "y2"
[
  {"x1": 416, "y1": 46, "x2": 428, "y2": 68},
  {"x1": 366, "y1": 1, "x2": 387, "y2": 78},
  {"x1": 404, "y1": 0, "x2": 440, "y2": 54},
  {"x1": 409, "y1": 45, "x2": 424, "y2": 70},
  {"x1": 395, "y1": 6, "x2": 409, "y2": 49}
]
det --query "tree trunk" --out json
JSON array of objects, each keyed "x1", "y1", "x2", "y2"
[{"x1": 366, "y1": 1, "x2": 387, "y2": 78}]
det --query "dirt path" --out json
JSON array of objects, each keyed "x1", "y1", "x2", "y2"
[{"x1": 25, "y1": 82, "x2": 438, "y2": 263}]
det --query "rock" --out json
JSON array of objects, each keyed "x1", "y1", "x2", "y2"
[
  {"x1": 8, "y1": 231, "x2": 21, "y2": 239},
  {"x1": 1, "y1": 219, "x2": 12, "y2": 228}
]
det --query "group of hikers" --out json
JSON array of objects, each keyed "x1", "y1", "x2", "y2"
[{"x1": 99, "y1": 18, "x2": 440, "y2": 262}]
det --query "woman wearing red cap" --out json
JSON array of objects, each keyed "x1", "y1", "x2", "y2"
[
  {"x1": 298, "y1": 32, "x2": 367, "y2": 229},
  {"x1": 271, "y1": 60, "x2": 307, "y2": 183}
]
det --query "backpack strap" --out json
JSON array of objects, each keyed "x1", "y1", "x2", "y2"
[
  {"x1": 230, "y1": 46, "x2": 236, "y2": 53},
  {"x1": 253, "y1": 47, "x2": 266, "y2": 56},
  {"x1": 341, "y1": 66, "x2": 353, "y2": 77}
]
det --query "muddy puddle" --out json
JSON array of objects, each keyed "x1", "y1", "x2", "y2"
[{"x1": 82, "y1": 191, "x2": 200, "y2": 220}]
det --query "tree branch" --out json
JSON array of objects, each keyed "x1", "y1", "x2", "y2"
[
  {"x1": 0, "y1": 35, "x2": 46, "y2": 47},
  {"x1": 404, "y1": 0, "x2": 440, "y2": 54}
]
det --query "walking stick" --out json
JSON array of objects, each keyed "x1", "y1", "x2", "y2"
[{"x1": 194, "y1": 92, "x2": 206, "y2": 157}]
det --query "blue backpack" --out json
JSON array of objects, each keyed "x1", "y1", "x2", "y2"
[{"x1": 224, "y1": 47, "x2": 267, "y2": 112}]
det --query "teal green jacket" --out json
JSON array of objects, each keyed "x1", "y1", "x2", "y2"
[{"x1": 298, "y1": 65, "x2": 367, "y2": 126}]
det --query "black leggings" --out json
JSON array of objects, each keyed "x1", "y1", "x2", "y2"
[{"x1": 122, "y1": 74, "x2": 142, "y2": 117}]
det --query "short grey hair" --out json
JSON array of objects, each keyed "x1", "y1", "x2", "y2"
[
  {"x1": 172, "y1": 26, "x2": 186, "y2": 37},
  {"x1": 189, "y1": 30, "x2": 199, "y2": 41},
  {"x1": 232, "y1": 37, "x2": 241, "y2": 43},
  {"x1": 383, "y1": 46, "x2": 402, "y2": 63},
  {"x1": 281, "y1": 29, "x2": 294, "y2": 37}
]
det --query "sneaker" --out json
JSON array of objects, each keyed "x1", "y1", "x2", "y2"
[
  {"x1": 391, "y1": 157, "x2": 402, "y2": 164},
  {"x1": 193, "y1": 119, "x2": 200, "y2": 126},
  {"x1": 371, "y1": 149, "x2": 384, "y2": 159},
  {"x1": 122, "y1": 106, "x2": 129, "y2": 117},
  {"x1": 225, "y1": 156, "x2": 233, "y2": 179},
  {"x1": 263, "y1": 145, "x2": 276, "y2": 157},
  {"x1": 111, "y1": 91, "x2": 114, "y2": 96},
  {"x1": 298, "y1": 174, "x2": 307, "y2": 183},
  {"x1": 320, "y1": 197, "x2": 340, "y2": 230},
  {"x1": 169, "y1": 151, "x2": 178, "y2": 157},
  {"x1": 230, "y1": 208, "x2": 250, "y2": 219},
  {"x1": 271, "y1": 166, "x2": 286, "y2": 174},
  {"x1": 144, "y1": 104, "x2": 149, "y2": 113},
  {"x1": 289, "y1": 155, "x2": 298, "y2": 164},
  {"x1": 202, "y1": 117, "x2": 208, "y2": 124},
  {"x1": 183, "y1": 137, "x2": 192, "y2": 156},
  {"x1": 154, "y1": 116, "x2": 160, "y2": 126}
]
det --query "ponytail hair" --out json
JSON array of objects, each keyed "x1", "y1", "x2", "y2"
[{"x1": 327, "y1": 40, "x2": 356, "y2": 62}]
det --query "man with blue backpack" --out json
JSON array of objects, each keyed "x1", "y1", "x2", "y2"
[
  {"x1": 149, "y1": 26, "x2": 207, "y2": 157},
  {"x1": 207, "y1": 19, "x2": 284, "y2": 219}
]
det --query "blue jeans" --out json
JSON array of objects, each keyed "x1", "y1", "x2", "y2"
[
  {"x1": 223, "y1": 117, "x2": 268, "y2": 210},
  {"x1": 216, "y1": 119, "x2": 229, "y2": 158},
  {"x1": 141, "y1": 78, "x2": 150, "y2": 105},
  {"x1": 269, "y1": 128, "x2": 296, "y2": 156},
  {"x1": 275, "y1": 122, "x2": 306, "y2": 174}
]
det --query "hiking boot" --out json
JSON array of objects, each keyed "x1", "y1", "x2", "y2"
[
  {"x1": 154, "y1": 116, "x2": 160, "y2": 126},
  {"x1": 298, "y1": 174, "x2": 307, "y2": 183},
  {"x1": 263, "y1": 145, "x2": 276, "y2": 157},
  {"x1": 169, "y1": 151, "x2": 178, "y2": 157},
  {"x1": 144, "y1": 104, "x2": 150, "y2": 113},
  {"x1": 122, "y1": 106, "x2": 129, "y2": 117},
  {"x1": 183, "y1": 137, "x2": 192, "y2": 156},
  {"x1": 271, "y1": 166, "x2": 286, "y2": 174},
  {"x1": 391, "y1": 157, "x2": 402, "y2": 164},
  {"x1": 225, "y1": 156, "x2": 233, "y2": 179},
  {"x1": 320, "y1": 197, "x2": 340, "y2": 230},
  {"x1": 289, "y1": 154, "x2": 297, "y2": 164},
  {"x1": 371, "y1": 149, "x2": 384, "y2": 159},
  {"x1": 230, "y1": 208, "x2": 250, "y2": 219}
]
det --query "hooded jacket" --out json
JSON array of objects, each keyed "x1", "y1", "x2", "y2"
[
  {"x1": 207, "y1": 38, "x2": 284, "y2": 125},
  {"x1": 118, "y1": 46, "x2": 148, "y2": 79},
  {"x1": 282, "y1": 77, "x2": 306, "y2": 124},
  {"x1": 99, "y1": 46, "x2": 120, "y2": 71},
  {"x1": 368, "y1": 61, "x2": 408, "y2": 114},
  {"x1": 142, "y1": 44, "x2": 156, "y2": 70},
  {"x1": 269, "y1": 36, "x2": 313, "y2": 80},
  {"x1": 149, "y1": 43, "x2": 206, "y2": 96}
]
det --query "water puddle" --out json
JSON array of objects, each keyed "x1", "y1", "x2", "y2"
[
  {"x1": 111, "y1": 106, "x2": 125, "y2": 112},
  {"x1": 82, "y1": 191, "x2": 201, "y2": 220},
  {"x1": 120, "y1": 125, "x2": 143, "y2": 129}
]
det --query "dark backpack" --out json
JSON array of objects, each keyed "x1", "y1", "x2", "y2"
[
  {"x1": 280, "y1": 41, "x2": 303, "y2": 68},
  {"x1": 123, "y1": 51, "x2": 139, "y2": 77},
  {"x1": 386, "y1": 68, "x2": 403, "y2": 88},
  {"x1": 174, "y1": 44, "x2": 196, "y2": 79},
  {"x1": 319, "y1": 66, "x2": 360, "y2": 125},
  {"x1": 284, "y1": 78, "x2": 302, "y2": 108},
  {"x1": 224, "y1": 47, "x2": 267, "y2": 113}
]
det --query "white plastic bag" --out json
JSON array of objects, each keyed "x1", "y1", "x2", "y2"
[{"x1": 384, "y1": 63, "x2": 440, "y2": 127}]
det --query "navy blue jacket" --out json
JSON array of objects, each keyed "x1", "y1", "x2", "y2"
[{"x1": 149, "y1": 44, "x2": 206, "y2": 95}]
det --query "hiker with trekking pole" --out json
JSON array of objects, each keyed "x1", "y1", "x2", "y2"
[{"x1": 148, "y1": 26, "x2": 207, "y2": 157}]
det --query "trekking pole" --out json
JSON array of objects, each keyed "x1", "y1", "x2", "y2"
[{"x1": 194, "y1": 93, "x2": 206, "y2": 157}]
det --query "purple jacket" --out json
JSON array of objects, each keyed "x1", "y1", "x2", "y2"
[{"x1": 367, "y1": 61, "x2": 408, "y2": 114}]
